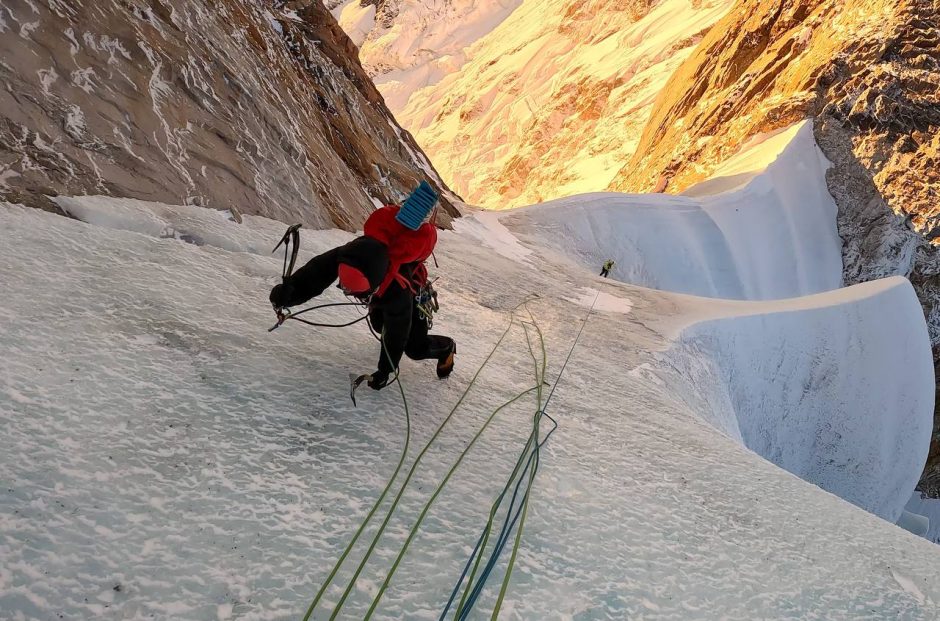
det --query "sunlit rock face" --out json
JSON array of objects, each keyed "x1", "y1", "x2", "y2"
[
  {"x1": 612, "y1": 0, "x2": 940, "y2": 493},
  {"x1": 336, "y1": 0, "x2": 734, "y2": 209},
  {"x1": 0, "y1": 0, "x2": 458, "y2": 229}
]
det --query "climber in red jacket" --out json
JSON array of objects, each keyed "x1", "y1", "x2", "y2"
[{"x1": 269, "y1": 181, "x2": 456, "y2": 390}]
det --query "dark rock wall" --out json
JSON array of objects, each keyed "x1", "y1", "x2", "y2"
[{"x1": 0, "y1": 0, "x2": 459, "y2": 229}]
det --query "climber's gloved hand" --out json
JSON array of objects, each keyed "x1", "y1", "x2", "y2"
[
  {"x1": 368, "y1": 370, "x2": 391, "y2": 390},
  {"x1": 269, "y1": 281, "x2": 294, "y2": 309}
]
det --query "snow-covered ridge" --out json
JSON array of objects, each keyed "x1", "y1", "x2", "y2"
[
  {"x1": 333, "y1": 0, "x2": 524, "y2": 109},
  {"x1": 492, "y1": 121, "x2": 842, "y2": 300},
  {"x1": 662, "y1": 277, "x2": 933, "y2": 521},
  {"x1": 464, "y1": 119, "x2": 934, "y2": 523},
  {"x1": 905, "y1": 493, "x2": 940, "y2": 543},
  {"x1": 608, "y1": 0, "x2": 940, "y2": 497}
]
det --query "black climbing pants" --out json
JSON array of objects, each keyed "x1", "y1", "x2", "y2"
[{"x1": 368, "y1": 281, "x2": 454, "y2": 375}]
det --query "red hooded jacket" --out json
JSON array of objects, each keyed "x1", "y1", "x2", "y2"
[{"x1": 364, "y1": 205, "x2": 436, "y2": 296}]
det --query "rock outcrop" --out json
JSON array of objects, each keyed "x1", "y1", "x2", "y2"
[{"x1": 0, "y1": 0, "x2": 459, "y2": 229}]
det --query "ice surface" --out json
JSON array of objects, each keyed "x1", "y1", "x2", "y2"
[
  {"x1": 1, "y1": 125, "x2": 938, "y2": 620},
  {"x1": 905, "y1": 493, "x2": 940, "y2": 544},
  {"x1": 501, "y1": 122, "x2": 842, "y2": 301},
  {"x1": 660, "y1": 278, "x2": 934, "y2": 521},
  {"x1": 899, "y1": 510, "x2": 931, "y2": 537}
]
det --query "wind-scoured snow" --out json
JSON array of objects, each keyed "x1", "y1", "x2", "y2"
[
  {"x1": 486, "y1": 119, "x2": 931, "y2": 522},
  {"x1": 342, "y1": 0, "x2": 524, "y2": 110},
  {"x1": 331, "y1": 1, "x2": 377, "y2": 48},
  {"x1": 1, "y1": 127, "x2": 938, "y2": 618},
  {"x1": 661, "y1": 279, "x2": 933, "y2": 521}
]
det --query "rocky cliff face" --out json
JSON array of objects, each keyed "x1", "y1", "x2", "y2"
[
  {"x1": 612, "y1": 0, "x2": 940, "y2": 493},
  {"x1": 0, "y1": 0, "x2": 458, "y2": 229}
]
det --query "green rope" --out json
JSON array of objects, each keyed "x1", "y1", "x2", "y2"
[
  {"x1": 302, "y1": 331, "x2": 410, "y2": 621},
  {"x1": 491, "y1": 470, "x2": 533, "y2": 620},
  {"x1": 454, "y1": 306, "x2": 547, "y2": 619},
  {"x1": 453, "y1": 430, "x2": 536, "y2": 618},
  {"x1": 364, "y1": 306, "x2": 547, "y2": 617},
  {"x1": 491, "y1": 295, "x2": 595, "y2": 618},
  {"x1": 329, "y1": 304, "x2": 525, "y2": 619},
  {"x1": 491, "y1": 313, "x2": 547, "y2": 618},
  {"x1": 363, "y1": 383, "x2": 539, "y2": 618}
]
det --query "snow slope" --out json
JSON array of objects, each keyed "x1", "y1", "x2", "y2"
[
  {"x1": 1, "y1": 214, "x2": 937, "y2": 617},
  {"x1": 480, "y1": 119, "x2": 932, "y2": 522},
  {"x1": 1, "y1": 123, "x2": 937, "y2": 620},
  {"x1": 662, "y1": 279, "x2": 933, "y2": 521},
  {"x1": 331, "y1": 1, "x2": 377, "y2": 47},
  {"x1": 334, "y1": 0, "x2": 524, "y2": 110}
]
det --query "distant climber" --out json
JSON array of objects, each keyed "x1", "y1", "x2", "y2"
[
  {"x1": 600, "y1": 259, "x2": 615, "y2": 278},
  {"x1": 269, "y1": 181, "x2": 456, "y2": 390}
]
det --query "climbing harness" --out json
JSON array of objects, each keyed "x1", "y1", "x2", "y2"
[
  {"x1": 280, "y1": 274, "x2": 592, "y2": 618},
  {"x1": 267, "y1": 226, "x2": 432, "y2": 407},
  {"x1": 271, "y1": 218, "x2": 596, "y2": 618}
]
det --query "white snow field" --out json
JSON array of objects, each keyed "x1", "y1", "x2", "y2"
[
  {"x1": 331, "y1": 0, "x2": 525, "y2": 111},
  {"x1": 2, "y1": 126, "x2": 939, "y2": 620}
]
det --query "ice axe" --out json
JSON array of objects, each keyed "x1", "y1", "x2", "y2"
[{"x1": 349, "y1": 373, "x2": 371, "y2": 406}]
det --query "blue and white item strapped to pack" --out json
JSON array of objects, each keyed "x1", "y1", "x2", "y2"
[{"x1": 396, "y1": 181, "x2": 438, "y2": 230}]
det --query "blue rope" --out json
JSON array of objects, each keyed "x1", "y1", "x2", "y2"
[
  {"x1": 452, "y1": 413, "x2": 557, "y2": 621},
  {"x1": 439, "y1": 528, "x2": 486, "y2": 618},
  {"x1": 442, "y1": 293, "x2": 597, "y2": 619},
  {"x1": 439, "y1": 413, "x2": 558, "y2": 620}
]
